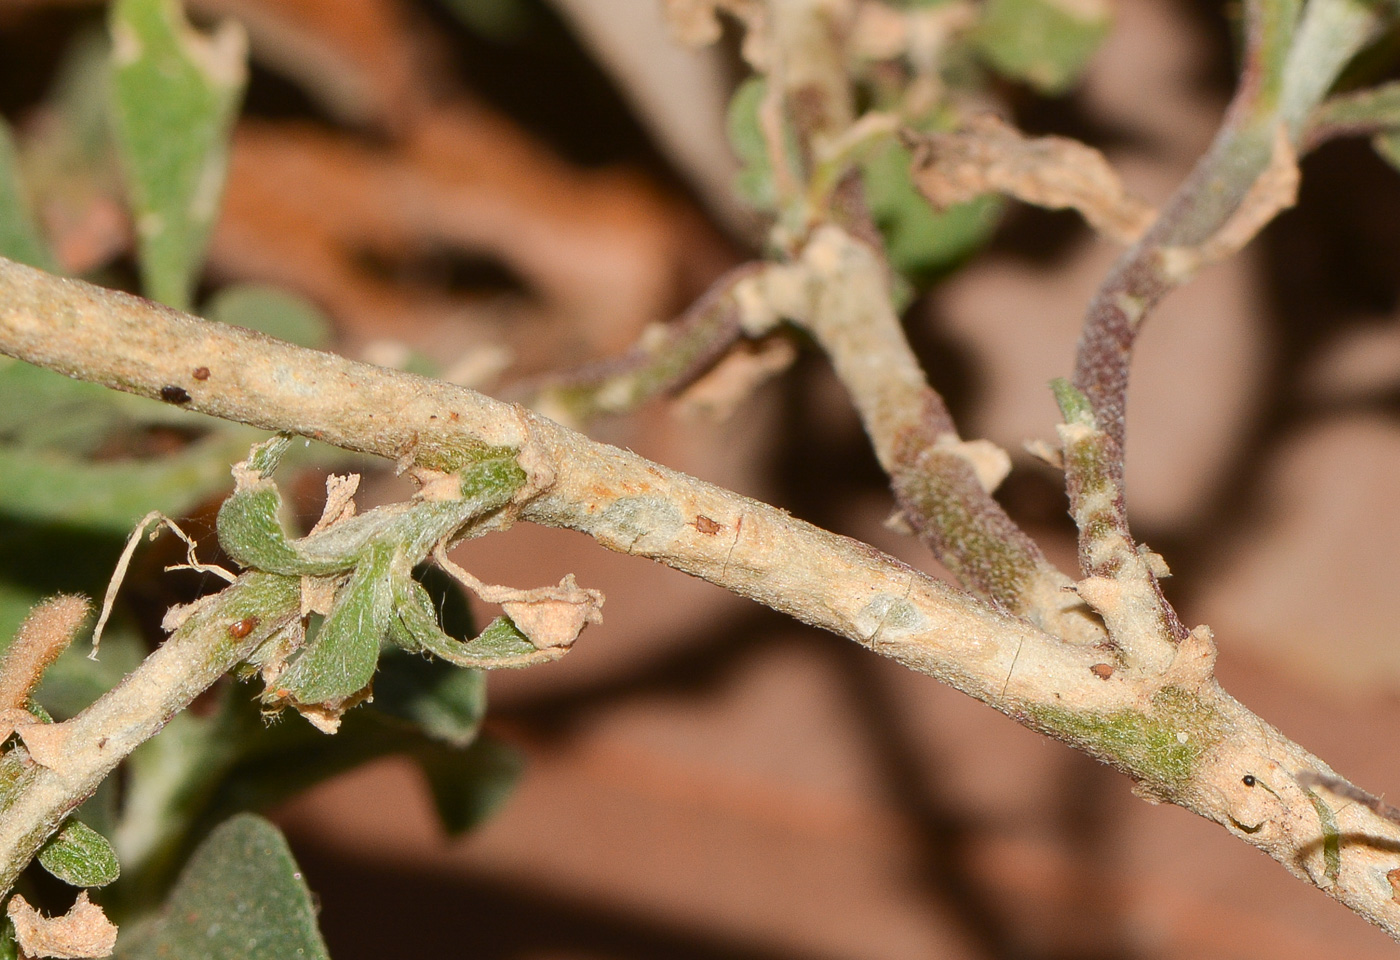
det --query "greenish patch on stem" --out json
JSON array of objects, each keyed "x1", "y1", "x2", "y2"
[
  {"x1": 1026, "y1": 686, "x2": 1225, "y2": 794},
  {"x1": 1051, "y1": 378, "x2": 1094, "y2": 426},
  {"x1": 1304, "y1": 788, "x2": 1342, "y2": 885},
  {"x1": 895, "y1": 465, "x2": 1038, "y2": 612},
  {"x1": 410, "y1": 438, "x2": 520, "y2": 475}
]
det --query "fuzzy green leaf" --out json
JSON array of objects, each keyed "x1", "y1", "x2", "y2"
[
  {"x1": 218, "y1": 451, "x2": 522, "y2": 577},
  {"x1": 0, "y1": 119, "x2": 56, "y2": 272},
  {"x1": 118, "y1": 814, "x2": 329, "y2": 960},
  {"x1": 0, "y1": 440, "x2": 246, "y2": 534},
  {"x1": 975, "y1": 0, "x2": 1111, "y2": 95},
  {"x1": 278, "y1": 544, "x2": 396, "y2": 704},
  {"x1": 726, "y1": 77, "x2": 804, "y2": 213},
  {"x1": 217, "y1": 483, "x2": 353, "y2": 576},
  {"x1": 36, "y1": 819, "x2": 120, "y2": 887},
  {"x1": 388, "y1": 573, "x2": 533, "y2": 668},
  {"x1": 862, "y1": 142, "x2": 1002, "y2": 286},
  {"x1": 108, "y1": 0, "x2": 247, "y2": 309},
  {"x1": 418, "y1": 734, "x2": 524, "y2": 836}
]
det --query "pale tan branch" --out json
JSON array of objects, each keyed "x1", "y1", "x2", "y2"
[{"x1": 3, "y1": 256, "x2": 1400, "y2": 936}]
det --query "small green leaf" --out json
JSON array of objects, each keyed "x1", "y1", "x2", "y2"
[
  {"x1": 0, "y1": 439, "x2": 247, "y2": 534},
  {"x1": 119, "y1": 814, "x2": 329, "y2": 960},
  {"x1": 0, "y1": 119, "x2": 56, "y2": 272},
  {"x1": 1312, "y1": 82, "x2": 1400, "y2": 135},
  {"x1": 36, "y1": 819, "x2": 120, "y2": 887},
  {"x1": 109, "y1": 0, "x2": 247, "y2": 309},
  {"x1": 0, "y1": 917, "x2": 16, "y2": 960},
  {"x1": 217, "y1": 483, "x2": 353, "y2": 577},
  {"x1": 727, "y1": 77, "x2": 803, "y2": 213},
  {"x1": 1051, "y1": 377, "x2": 1094, "y2": 425},
  {"x1": 418, "y1": 734, "x2": 524, "y2": 836},
  {"x1": 278, "y1": 543, "x2": 396, "y2": 704},
  {"x1": 862, "y1": 141, "x2": 1002, "y2": 286},
  {"x1": 975, "y1": 0, "x2": 1111, "y2": 95},
  {"x1": 206, "y1": 285, "x2": 332, "y2": 349}
]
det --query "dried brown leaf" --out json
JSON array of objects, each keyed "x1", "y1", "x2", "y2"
[
  {"x1": 8, "y1": 892, "x2": 117, "y2": 959},
  {"x1": 675, "y1": 335, "x2": 797, "y2": 421},
  {"x1": 308, "y1": 473, "x2": 359, "y2": 536},
  {"x1": 0, "y1": 595, "x2": 89, "y2": 712},
  {"x1": 433, "y1": 549, "x2": 603, "y2": 653},
  {"x1": 499, "y1": 574, "x2": 605, "y2": 651},
  {"x1": 908, "y1": 114, "x2": 1155, "y2": 244},
  {"x1": 16, "y1": 721, "x2": 71, "y2": 772}
]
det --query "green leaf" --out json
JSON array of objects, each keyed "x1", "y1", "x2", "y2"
[
  {"x1": 0, "y1": 119, "x2": 56, "y2": 272},
  {"x1": 36, "y1": 819, "x2": 120, "y2": 887},
  {"x1": 418, "y1": 734, "x2": 524, "y2": 836},
  {"x1": 206, "y1": 285, "x2": 332, "y2": 349},
  {"x1": 975, "y1": 0, "x2": 1111, "y2": 95},
  {"x1": 0, "y1": 917, "x2": 16, "y2": 960},
  {"x1": 1051, "y1": 377, "x2": 1094, "y2": 425},
  {"x1": 861, "y1": 141, "x2": 1002, "y2": 286},
  {"x1": 727, "y1": 77, "x2": 802, "y2": 213},
  {"x1": 118, "y1": 814, "x2": 329, "y2": 960},
  {"x1": 278, "y1": 544, "x2": 396, "y2": 704},
  {"x1": 373, "y1": 648, "x2": 486, "y2": 748},
  {"x1": 0, "y1": 439, "x2": 247, "y2": 534},
  {"x1": 108, "y1": 0, "x2": 247, "y2": 310}
]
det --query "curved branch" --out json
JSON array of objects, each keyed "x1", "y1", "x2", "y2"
[{"x1": 4, "y1": 257, "x2": 1400, "y2": 934}]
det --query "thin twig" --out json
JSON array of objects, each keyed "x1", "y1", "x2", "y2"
[
  {"x1": 516, "y1": 263, "x2": 760, "y2": 424},
  {"x1": 1061, "y1": 0, "x2": 1380, "y2": 664}
]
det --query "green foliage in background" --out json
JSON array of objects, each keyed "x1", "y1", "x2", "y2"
[
  {"x1": 114, "y1": 815, "x2": 329, "y2": 960},
  {"x1": 109, "y1": 0, "x2": 246, "y2": 310},
  {"x1": 975, "y1": 0, "x2": 1111, "y2": 95}
]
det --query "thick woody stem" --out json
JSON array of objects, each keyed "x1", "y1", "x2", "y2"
[{"x1": 5, "y1": 257, "x2": 1400, "y2": 934}]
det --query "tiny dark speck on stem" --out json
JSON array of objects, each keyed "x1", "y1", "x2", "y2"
[
  {"x1": 160, "y1": 385, "x2": 191, "y2": 404},
  {"x1": 1242, "y1": 775, "x2": 1256, "y2": 787}
]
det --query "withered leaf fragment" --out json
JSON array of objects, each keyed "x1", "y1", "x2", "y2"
[{"x1": 907, "y1": 114, "x2": 1154, "y2": 244}]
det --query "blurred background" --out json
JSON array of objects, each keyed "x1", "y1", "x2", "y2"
[{"x1": 6, "y1": 0, "x2": 1400, "y2": 956}]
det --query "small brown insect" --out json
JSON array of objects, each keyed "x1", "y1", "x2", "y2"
[
  {"x1": 160, "y1": 384, "x2": 192, "y2": 404},
  {"x1": 1089, "y1": 663, "x2": 1114, "y2": 680},
  {"x1": 693, "y1": 515, "x2": 722, "y2": 535},
  {"x1": 192, "y1": 366, "x2": 210, "y2": 381},
  {"x1": 228, "y1": 617, "x2": 260, "y2": 639}
]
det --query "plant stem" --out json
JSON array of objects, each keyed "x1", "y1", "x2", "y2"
[
  {"x1": 0, "y1": 572, "x2": 299, "y2": 899},
  {"x1": 5, "y1": 257, "x2": 1400, "y2": 934}
]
